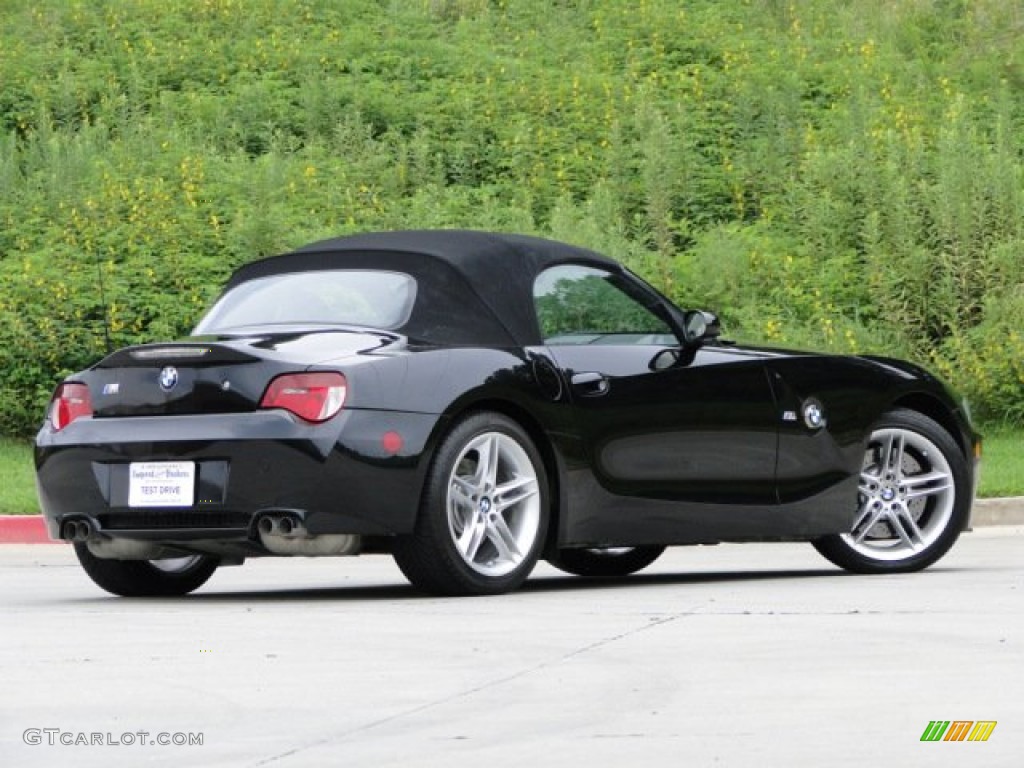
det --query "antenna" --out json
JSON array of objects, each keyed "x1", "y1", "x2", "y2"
[{"x1": 95, "y1": 251, "x2": 113, "y2": 354}]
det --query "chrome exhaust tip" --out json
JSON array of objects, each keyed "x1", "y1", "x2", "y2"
[
  {"x1": 62, "y1": 519, "x2": 94, "y2": 542},
  {"x1": 256, "y1": 513, "x2": 306, "y2": 539},
  {"x1": 256, "y1": 511, "x2": 354, "y2": 556}
]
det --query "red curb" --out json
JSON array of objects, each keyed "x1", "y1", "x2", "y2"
[{"x1": 0, "y1": 515, "x2": 60, "y2": 544}]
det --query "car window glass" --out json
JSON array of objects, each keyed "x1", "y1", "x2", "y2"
[
  {"x1": 194, "y1": 270, "x2": 416, "y2": 332},
  {"x1": 533, "y1": 265, "x2": 674, "y2": 345}
]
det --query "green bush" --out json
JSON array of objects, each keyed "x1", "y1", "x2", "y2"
[{"x1": 1, "y1": 0, "x2": 1023, "y2": 435}]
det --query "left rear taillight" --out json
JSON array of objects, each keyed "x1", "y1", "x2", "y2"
[
  {"x1": 259, "y1": 372, "x2": 347, "y2": 423},
  {"x1": 49, "y1": 383, "x2": 93, "y2": 431}
]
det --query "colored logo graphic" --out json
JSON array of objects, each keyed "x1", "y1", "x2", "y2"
[
  {"x1": 920, "y1": 721, "x2": 997, "y2": 742},
  {"x1": 159, "y1": 366, "x2": 179, "y2": 392}
]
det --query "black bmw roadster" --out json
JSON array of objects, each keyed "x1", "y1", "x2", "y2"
[{"x1": 35, "y1": 230, "x2": 979, "y2": 596}]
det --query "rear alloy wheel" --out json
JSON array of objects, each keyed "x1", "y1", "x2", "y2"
[
  {"x1": 393, "y1": 412, "x2": 549, "y2": 596},
  {"x1": 548, "y1": 546, "x2": 666, "y2": 578},
  {"x1": 812, "y1": 409, "x2": 970, "y2": 574},
  {"x1": 74, "y1": 543, "x2": 219, "y2": 597}
]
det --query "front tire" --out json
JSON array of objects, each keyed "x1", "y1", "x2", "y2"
[
  {"x1": 548, "y1": 546, "x2": 666, "y2": 578},
  {"x1": 812, "y1": 408, "x2": 971, "y2": 574},
  {"x1": 393, "y1": 412, "x2": 549, "y2": 596},
  {"x1": 74, "y1": 544, "x2": 219, "y2": 597}
]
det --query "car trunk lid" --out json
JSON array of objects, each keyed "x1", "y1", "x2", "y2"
[{"x1": 84, "y1": 329, "x2": 393, "y2": 418}]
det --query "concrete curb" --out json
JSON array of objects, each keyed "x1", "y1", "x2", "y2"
[
  {"x1": 973, "y1": 496, "x2": 1024, "y2": 527},
  {"x1": 2, "y1": 498, "x2": 1023, "y2": 544}
]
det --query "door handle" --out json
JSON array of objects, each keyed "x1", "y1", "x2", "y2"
[{"x1": 571, "y1": 371, "x2": 610, "y2": 397}]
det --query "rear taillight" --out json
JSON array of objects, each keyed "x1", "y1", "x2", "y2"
[
  {"x1": 50, "y1": 383, "x2": 93, "y2": 431},
  {"x1": 259, "y1": 373, "x2": 347, "y2": 423}
]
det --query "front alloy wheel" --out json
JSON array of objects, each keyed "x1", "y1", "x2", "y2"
[
  {"x1": 393, "y1": 412, "x2": 549, "y2": 595},
  {"x1": 813, "y1": 408, "x2": 971, "y2": 573}
]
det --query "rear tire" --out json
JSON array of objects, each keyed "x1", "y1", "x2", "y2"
[
  {"x1": 74, "y1": 544, "x2": 219, "y2": 597},
  {"x1": 393, "y1": 412, "x2": 549, "y2": 596},
  {"x1": 548, "y1": 546, "x2": 666, "y2": 578},
  {"x1": 812, "y1": 408, "x2": 970, "y2": 574}
]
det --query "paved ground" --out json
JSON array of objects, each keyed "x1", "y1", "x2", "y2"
[{"x1": 1, "y1": 528, "x2": 1021, "y2": 768}]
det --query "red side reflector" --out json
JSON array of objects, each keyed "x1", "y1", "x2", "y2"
[
  {"x1": 382, "y1": 431, "x2": 404, "y2": 455},
  {"x1": 50, "y1": 383, "x2": 93, "y2": 431},
  {"x1": 259, "y1": 373, "x2": 347, "y2": 423}
]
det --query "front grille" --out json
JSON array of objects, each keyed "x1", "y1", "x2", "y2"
[{"x1": 98, "y1": 511, "x2": 251, "y2": 531}]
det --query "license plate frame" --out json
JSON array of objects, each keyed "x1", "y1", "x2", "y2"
[{"x1": 127, "y1": 461, "x2": 196, "y2": 508}]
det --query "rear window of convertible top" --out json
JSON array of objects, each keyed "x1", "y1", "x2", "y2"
[{"x1": 193, "y1": 270, "x2": 417, "y2": 333}]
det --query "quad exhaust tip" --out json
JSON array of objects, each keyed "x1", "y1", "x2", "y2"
[
  {"x1": 256, "y1": 512, "x2": 360, "y2": 557},
  {"x1": 257, "y1": 513, "x2": 307, "y2": 539},
  {"x1": 61, "y1": 519, "x2": 95, "y2": 543}
]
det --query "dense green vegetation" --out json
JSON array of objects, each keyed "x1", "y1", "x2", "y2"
[
  {"x1": 0, "y1": 440, "x2": 39, "y2": 513},
  {"x1": 976, "y1": 430, "x2": 1024, "y2": 499},
  {"x1": 2, "y1": 0, "x2": 1023, "y2": 436}
]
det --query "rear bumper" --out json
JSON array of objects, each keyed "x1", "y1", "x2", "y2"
[{"x1": 35, "y1": 408, "x2": 441, "y2": 548}]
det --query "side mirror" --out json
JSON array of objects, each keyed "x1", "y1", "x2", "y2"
[
  {"x1": 681, "y1": 310, "x2": 721, "y2": 346},
  {"x1": 649, "y1": 347, "x2": 681, "y2": 371}
]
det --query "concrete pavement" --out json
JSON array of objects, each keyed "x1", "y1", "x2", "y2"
[{"x1": 1, "y1": 527, "x2": 1021, "y2": 767}]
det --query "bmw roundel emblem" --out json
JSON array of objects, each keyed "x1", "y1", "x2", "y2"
[
  {"x1": 159, "y1": 366, "x2": 179, "y2": 392},
  {"x1": 803, "y1": 399, "x2": 826, "y2": 430}
]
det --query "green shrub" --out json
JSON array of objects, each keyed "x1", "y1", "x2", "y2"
[{"x1": 1, "y1": 0, "x2": 1023, "y2": 434}]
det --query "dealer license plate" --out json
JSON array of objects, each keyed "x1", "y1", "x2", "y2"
[{"x1": 128, "y1": 461, "x2": 196, "y2": 508}]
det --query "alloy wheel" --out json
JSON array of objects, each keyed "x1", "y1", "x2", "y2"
[
  {"x1": 446, "y1": 431, "x2": 542, "y2": 578},
  {"x1": 843, "y1": 426, "x2": 955, "y2": 561}
]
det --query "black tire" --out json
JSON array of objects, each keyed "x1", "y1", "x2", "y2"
[
  {"x1": 393, "y1": 412, "x2": 550, "y2": 596},
  {"x1": 812, "y1": 408, "x2": 971, "y2": 574},
  {"x1": 548, "y1": 546, "x2": 666, "y2": 578},
  {"x1": 74, "y1": 543, "x2": 219, "y2": 597}
]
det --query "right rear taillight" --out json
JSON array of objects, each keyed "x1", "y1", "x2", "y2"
[
  {"x1": 49, "y1": 383, "x2": 93, "y2": 431},
  {"x1": 259, "y1": 372, "x2": 347, "y2": 423}
]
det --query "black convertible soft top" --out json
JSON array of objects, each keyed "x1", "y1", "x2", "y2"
[{"x1": 227, "y1": 230, "x2": 622, "y2": 347}]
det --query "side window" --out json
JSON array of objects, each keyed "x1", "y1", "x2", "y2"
[{"x1": 533, "y1": 265, "x2": 675, "y2": 345}]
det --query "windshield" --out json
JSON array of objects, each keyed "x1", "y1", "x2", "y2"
[{"x1": 194, "y1": 270, "x2": 416, "y2": 333}]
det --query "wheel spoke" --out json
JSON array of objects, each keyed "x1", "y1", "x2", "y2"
[
  {"x1": 849, "y1": 497, "x2": 877, "y2": 538},
  {"x1": 852, "y1": 505, "x2": 886, "y2": 544},
  {"x1": 881, "y1": 432, "x2": 905, "y2": 480},
  {"x1": 450, "y1": 497, "x2": 474, "y2": 534},
  {"x1": 457, "y1": 515, "x2": 487, "y2": 562},
  {"x1": 879, "y1": 434, "x2": 895, "y2": 475},
  {"x1": 903, "y1": 470, "x2": 952, "y2": 500},
  {"x1": 473, "y1": 435, "x2": 500, "y2": 490},
  {"x1": 450, "y1": 478, "x2": 476, "y2": 512},
  {"x1": 487, "y1": 514, "x2": 522, "y2": 563},
  {"x1": 889, "y1": 508, "x2": 924, "y2": 551},
  {"x1": 493, "y1": 474, "x2": 538, "y2": 512},
  {"x1": 858, "y1": 470, "x2": 878, "y2": 496}
]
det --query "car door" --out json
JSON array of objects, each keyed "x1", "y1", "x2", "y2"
[{"x1": 533, "y1": 264, "x2": 778, "y2": 506}]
